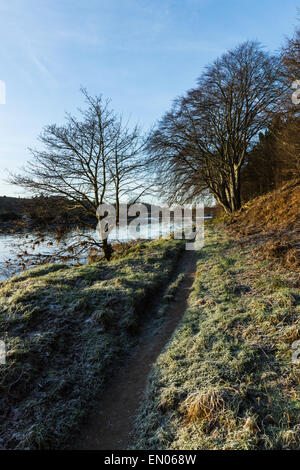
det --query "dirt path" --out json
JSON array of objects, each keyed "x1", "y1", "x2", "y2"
[{"x1": 72, "y1": 250, "x2": 197, "y2": 450}]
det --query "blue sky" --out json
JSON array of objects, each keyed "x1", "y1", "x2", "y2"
[{"x1": 0, "y1": 0, "x2": 299, "y2": 196}]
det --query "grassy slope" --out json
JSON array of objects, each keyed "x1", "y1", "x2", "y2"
[
  {"x1": 226, "y1": 179, "x2": 300, "y2": 236},
  {"x1": 226, "y1": 180, "x2": 300, "y2": 271},
  {"x1": 0, "y1": 238, "x2": 184, "y2": 449},
  {"x1": 131, "y1": 227, "x2": 300, "y2": 450}
]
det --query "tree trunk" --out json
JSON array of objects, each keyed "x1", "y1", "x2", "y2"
[
  {"x1": 115, "y1": 192, "x2": 120, "y2": 226},
  {"x1": 97, "y1": 215, "x2": 114, "y2": 260},
  {"x1": 102, "y1": 238, "x2": 113, "y2": 261},
  {"x1": 228, "y1": 165, "x2": 241, "y2": 212}
]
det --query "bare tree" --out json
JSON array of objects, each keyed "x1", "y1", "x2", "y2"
[
  {"x1": 106, "y1": 117, "x2": 148, "y2": 225},
  {"x1": 10, "y1": 89, "x2": 145, "y2": 259},
  {"x1": 148, "y1": 42, "x2": 285, "y2": 213}
]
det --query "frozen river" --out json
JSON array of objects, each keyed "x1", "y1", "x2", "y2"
[{"x1": 0, "y1": 217, "x2": 207, "y2": 282}]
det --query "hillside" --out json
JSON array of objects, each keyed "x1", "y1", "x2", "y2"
[
  {"x1": 225, "y1": 180, "x2": 300, "y2": 270},
  {"x1": 227, "y1": 180, "x2": 300, "y2": 234}
]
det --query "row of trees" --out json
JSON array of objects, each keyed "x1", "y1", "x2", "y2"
[{"x1": 10, "y1": 23, "x2": 299, "y2": 258}]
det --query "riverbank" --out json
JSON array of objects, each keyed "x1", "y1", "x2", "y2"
[
  {"x1": 0, "y1": 237, "x2": 185, "y2": 449},
  {"x1": 130, "y1": 225, "x2": 300, "y2": 450},
  {"x1": 1, "y1": 182, "x2": 299, "y2": 450}
]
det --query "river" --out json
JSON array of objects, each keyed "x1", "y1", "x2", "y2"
[{"x1": 0, "y1": 218, "x2": 208, "y2": 282}]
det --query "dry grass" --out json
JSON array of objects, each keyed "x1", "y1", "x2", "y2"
[
  {"x1": 180, "y1": 388, "x2": 232, "y2": 424},
  {"x1": 225, "y1": 180, "x2": 300, "y2": 271},
  {"x1": 226, "y1": 179, "x2": 300, "y2": 235},
  {"x1": 256, "y1": 238, "x2": 300, "y2": 271}
]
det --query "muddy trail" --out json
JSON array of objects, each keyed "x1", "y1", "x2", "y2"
[{"x1": 70, "y1": 250, "x2": 197, "y2": 450}]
